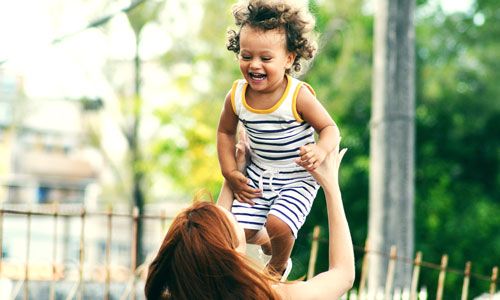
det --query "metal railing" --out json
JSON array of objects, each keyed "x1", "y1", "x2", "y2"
[
  {"x1": 0, "y1": 207, "x2": 498, "y2": 300},
  {"x1": 0, "y1": 204, "x2": 172, "y2": 300}
]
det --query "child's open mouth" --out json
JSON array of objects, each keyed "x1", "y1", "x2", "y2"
[{"x1": 249, "y1": 72, "x2": 267, "y2": 81}]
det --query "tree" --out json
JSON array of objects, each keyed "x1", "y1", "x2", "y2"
[
  {"x1": 412, "y1": 1, "x2": 500, "y2": 297},
  {"x1": 367, "y1": 0, "x2": 416, "y2": 292},
  {"x1": 122, "y1": 0, "x2": 165, "y2": 267}
]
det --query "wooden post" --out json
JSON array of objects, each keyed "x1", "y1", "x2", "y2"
[
  {"x1": 307, "y1": 226, "x2": 321, "y2": 280},
  {"x1": 436, "y1": 254, "x2": 448, "y2": 300},
  {"x1": 461, "y1": 261, "x2": 471, "y2": 300},
  {"x1": 384, "y1": 246, "x2": 397, "y2": 300},
  {"x1": 131, "y1": 207, "x2": 139, "y2": 300},
  {"x1": 50, "y1": 204, "x2": 59, "y2": 300},
  {"x1": 24, "y1": 210, "x2": 32, "y2": 300},
  {"x1": 358, "y1": 239, "x2": 370, "y2": 299},
  {"x1": 490, "y1": 266, "x2": 498, "y2": 298},
  {"x1": 77, "y1": 207, "x2": 86, "y2": 300},
  {"x1": 410, "y1": 251, "x2": 422, "y2": 300},
  {"x1": 105, "y1": 206, "x2": 113, "y2": 300}
]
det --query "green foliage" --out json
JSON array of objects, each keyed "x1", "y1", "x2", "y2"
[
  {"x1": 152, "y1": 101, "x2": 222, "y2": 195},
  {"x1": 413, "y1": 2, "x2": 500, "y2": 296},
  {"x1": 126, "y1": 0, "x2": 165, "y2": 36},
  {"x1": 292, "y1": 1, "x2": 500, "y2": 299},
  {"x1": 153, "y1": 0, "x2": 239, "y2": 197}
]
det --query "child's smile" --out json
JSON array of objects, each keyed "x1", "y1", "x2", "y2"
[{"x1": 249, "y1": 71, "x2": 267, "y2": 81}]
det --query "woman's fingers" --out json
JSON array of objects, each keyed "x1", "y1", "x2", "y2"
[{"x1": 298, "y1": 145, "x2": 311, "y2": 159}]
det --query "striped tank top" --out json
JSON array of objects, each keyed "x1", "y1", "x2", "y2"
[
  {"x1": 230, "y1": 75, "x2": 320, "y2": 236},
  {"x1": 230, "y1": 74, "x2": 316, "y2": 173}
]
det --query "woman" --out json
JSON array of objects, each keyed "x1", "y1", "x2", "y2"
[{"x1": 144, "y1": 145, "x2": 354, "y2": 299}]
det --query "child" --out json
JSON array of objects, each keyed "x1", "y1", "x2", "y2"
[{"x1": 217, "y1": 0, "x2": 340, "y2": 280}]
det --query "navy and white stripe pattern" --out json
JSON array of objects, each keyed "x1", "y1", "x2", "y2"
[{"x1": 230, "y1": 75, "x2": 320, "y2": 238}]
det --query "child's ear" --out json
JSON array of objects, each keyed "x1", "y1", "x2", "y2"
[{"x1": 286, "y1": 52, "x2": 297, "y2": 69}]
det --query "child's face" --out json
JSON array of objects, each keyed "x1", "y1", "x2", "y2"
[{"x1": 238, "y1": 25, "x2": 295, "y2": 93}]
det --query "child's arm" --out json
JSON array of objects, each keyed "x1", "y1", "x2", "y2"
[
  {"x1": 216, "y1": 129, "x2": 251, "y2": 210},
  {"x1": 295, "y1": 86, "x2": 340, "y2": 171},
  {"x1": 217, "y1": 93, "x2": 261, "y2": 205}
]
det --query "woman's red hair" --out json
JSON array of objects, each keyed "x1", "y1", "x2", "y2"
[{"x1": 144, "y1": 201, "x2": 280, "y2": 299}]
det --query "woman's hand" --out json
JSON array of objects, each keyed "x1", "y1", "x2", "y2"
[
  {"x1": 235, "y1": 128, "x2": 250, "y2": 173},
  {"x1": 309, "y1": 145, "x2": 347, "y2": 188}
]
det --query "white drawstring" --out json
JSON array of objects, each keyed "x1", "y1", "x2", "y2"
[
  {"x1": 258, "y1": 169, "x2": 279, "y2": 195},
  {"x1": 258, "y1": 168, "x2": 311, "y2": 197}
]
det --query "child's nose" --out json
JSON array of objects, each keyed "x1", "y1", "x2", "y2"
[{"x1": 249, "y1": 59, "x2": 261, "y2": 69}]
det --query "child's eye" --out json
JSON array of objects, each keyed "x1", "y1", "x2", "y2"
[
  {"x1": 240, "y1": 55, "x2": 251, "y2": 60},
  {"x1": 261, "y1": 57, "x2": 272, "y2": 61}
]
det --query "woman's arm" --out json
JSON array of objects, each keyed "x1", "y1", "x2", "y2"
[
  {"x1": 216, "y1": 180, "x2": 234, "y2": 210},
  {"x1": 278, "y1": 146, "x2": 355, "y2": 300}
]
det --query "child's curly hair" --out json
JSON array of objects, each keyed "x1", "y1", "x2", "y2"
[{"x1": 227, "y1": 0, "x2": 318, "y2": 74}]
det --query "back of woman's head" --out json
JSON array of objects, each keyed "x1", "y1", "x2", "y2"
[{"x1": 144, "y1": 201, "x2": 280, "y2": 300}]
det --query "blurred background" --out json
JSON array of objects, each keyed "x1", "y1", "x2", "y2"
[{"x1": 0, "y1": 0, "x2": 498, "y2": 299}]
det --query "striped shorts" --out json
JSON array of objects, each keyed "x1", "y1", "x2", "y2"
[{"x1": 231, "y1": 162, "x2": 320, "y2": 238}]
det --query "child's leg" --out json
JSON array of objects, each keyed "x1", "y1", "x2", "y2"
[
  {"x1": 265, "y1": 215, "x2": 295, "y2": 276},
  {"x1": 244, "y1": 228, "x2": 272, "y2": 254}
]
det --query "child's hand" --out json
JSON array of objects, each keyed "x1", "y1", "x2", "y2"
[
  {"x1": 227, "y1": 170, "x2": 261, "y2": 205},
  {"x1": 295, "y1": 144, "x2": 327, "y2": 171},
  {"x1": 309, "y1": 146, "x2": 347, "y2": 187}
]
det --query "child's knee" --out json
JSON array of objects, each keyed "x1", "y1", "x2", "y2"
[
  {"x1": 266, "y1": 215, "x2": 293, "y2": 239},
  {"x1": 244, "y1": 228, "x2": 259, "y2": 240}
]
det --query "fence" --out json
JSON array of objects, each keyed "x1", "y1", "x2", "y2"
[
  {"x1": 0, "y1": 206, "x2": 498, "y2": 300},
  {"x1": 307, "y1": 226, "x2": 498, "y2": 300}
]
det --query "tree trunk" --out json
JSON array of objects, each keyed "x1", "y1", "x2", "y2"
[
  {"x1": 368, "y1": 0, "x2": 415, "y2": 294},
  {"x1": 132, "y1": 35, "x2": 145, "y2": 267}
]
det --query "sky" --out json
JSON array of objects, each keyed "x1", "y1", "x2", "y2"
[{"x1": 0, "y1": 0, "x2": 474, "y2": 101}]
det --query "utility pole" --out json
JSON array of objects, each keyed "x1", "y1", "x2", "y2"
[{"x1": 368, "y1": 0, "x2": 416, "y2": 295}]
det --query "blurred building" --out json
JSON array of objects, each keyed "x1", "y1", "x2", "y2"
[
  {"x1": 0, "y1": 67, "x2": 103, "y2": 274},
  {"x1": 0, "y1": 67, "x2": 98, "y2": 205},
  {"x1": 0, "y1": 67, "x2": 186, "y2": 286}
]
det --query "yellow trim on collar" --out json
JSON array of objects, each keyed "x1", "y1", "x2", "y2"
[
  {"x1": 303, "y1": 82, "x2": 316, "y2": 96},
  {"x1": 292, "y1": 82, "x2": 316, "y2": 122},
  {"x1": 292, "y1": 82, "x2": 304, "y2": 122},
  {"x1": 230, "y1": 80, "x2": 238, "y2": 114},
  {"x1": 241, "y1": 74, "x2": 292, "y2": 114}
]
